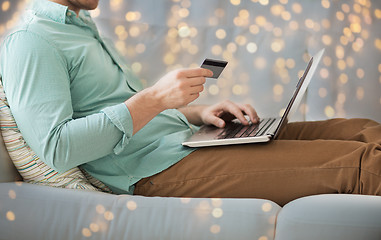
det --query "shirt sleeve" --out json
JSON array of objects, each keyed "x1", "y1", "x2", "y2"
[{"x1": 0, "y1": 31, "x2": 133, "y2": 172}]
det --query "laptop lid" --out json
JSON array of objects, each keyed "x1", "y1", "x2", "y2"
[{"x1": 272, "y1": 48, "x2": 325, "y2": 138}]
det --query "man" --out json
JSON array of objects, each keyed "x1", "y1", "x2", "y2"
[{"x1": 0, "y1": 0, "x2": 380, "y2": 206}]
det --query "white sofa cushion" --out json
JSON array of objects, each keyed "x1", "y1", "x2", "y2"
[
  {"x1": 0, "y1": 182, "x2": 281, "y2": 240},
  {"x1": 274, "y1": 194, "x2": 381, "y2": 240}
]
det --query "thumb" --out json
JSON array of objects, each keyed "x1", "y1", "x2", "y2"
[{"x1": 205, "y1": 115, "x2": 225, "y2": 128}]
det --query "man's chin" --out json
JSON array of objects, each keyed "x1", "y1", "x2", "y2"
[
  {"x1": 86, "y1": 1, "x2": 99, "y2": 11},
  {"x1": 79, "y1": 0, "x2": 99, "y2": 11}
]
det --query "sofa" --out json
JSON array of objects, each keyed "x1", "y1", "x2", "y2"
[{"x1": 1, "y1": 127, "x2": 381, "y2": 240}]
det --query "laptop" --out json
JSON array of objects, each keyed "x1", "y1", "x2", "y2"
[{"x1": 182, "y1": 48, "x2": 325, "y2": 147}]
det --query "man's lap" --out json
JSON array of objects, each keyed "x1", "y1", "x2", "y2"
[{"x1": 134, "y1": 118, "x2": 381, "y2": 206}]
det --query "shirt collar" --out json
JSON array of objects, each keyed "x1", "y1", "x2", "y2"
[
  {"x1": 28, "y1": 0, "x2": 68, "y2": 23},
  {"x1": 26, "y1": 0, "x2": 100, "y2": 42},
  {"x1": 28, "y1": 0, "x2": 88, "y2": 24}
]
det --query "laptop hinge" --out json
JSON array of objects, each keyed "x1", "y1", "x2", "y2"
[{"x1": 264, "y1": 118, "x2": 281, "y2": 137}]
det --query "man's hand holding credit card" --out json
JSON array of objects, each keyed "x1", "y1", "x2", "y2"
[{"x1": 201, "y1": 58, "x2": 228, "y2": 79}]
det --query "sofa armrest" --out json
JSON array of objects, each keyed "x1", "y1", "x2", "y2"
[
  {"x1": 0, "y1": 182, "x2": 280, "y2": 240},
  {"x1": 0, "y1": 130, "x2": 22, "y2": 183}
]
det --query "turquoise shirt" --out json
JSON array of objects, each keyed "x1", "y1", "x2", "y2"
[{"x1": 0, "y1": 0, "x2": 198, "y2": 194}]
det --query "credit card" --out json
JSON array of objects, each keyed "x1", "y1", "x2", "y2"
[{"x1": 201, "y1": 58, "x2": 228, "y2": 79}]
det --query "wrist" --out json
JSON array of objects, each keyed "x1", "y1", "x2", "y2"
[
  {"x1": 179, "y1": 105, "x2": 207, "y2": 126},
  {"x1": 123, "y1": 88, "x2": 165, "y2": 135},
  {"x1": 198, "y1": 105, "x2": 210, "y2": 124},
  {"x1": 137, "y1": 87, "x2": 166, "y2": 113},
  {"x1": 124, "y1": 88, "x2": 165, "y2": 119}
]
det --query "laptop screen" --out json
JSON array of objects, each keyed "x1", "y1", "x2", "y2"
[{"x1": 273, "y1": 48, "x2": 325, "y2": 138}]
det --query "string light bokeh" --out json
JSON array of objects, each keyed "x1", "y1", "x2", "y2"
[{"x1": 0, "y1": 0, "x2": 380, "y2": 121}]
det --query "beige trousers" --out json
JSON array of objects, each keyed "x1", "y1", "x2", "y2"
[{"x1": 134, "y1": 118, "x2": 381, "y2": 206}]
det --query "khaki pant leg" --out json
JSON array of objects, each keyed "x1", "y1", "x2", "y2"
[
  {"x1": 134, "y1": 139, "x2": 381, "y2": 206},
  {"x1": 279, "y1": 118, "x2": 381, "y2": 143}
]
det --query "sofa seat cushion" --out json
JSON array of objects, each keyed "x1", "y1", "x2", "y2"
[
  {"x1": 275, "y1": 194, "x2": 381, "y2": 240},
  {"x1": 0, "y1": 182, "x2": 281, "y2": 240}
]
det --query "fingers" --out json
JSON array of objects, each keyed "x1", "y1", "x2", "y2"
[
  {"x1": 239, "y1": 104, "x2": 260, "y2": 124},
  {"x1": 189, "y1": 84, "x2": 204, "y2": 95},
  {"x1": 223, "y1": 101, "x2": 249, "y2": 125},
  {"x1": 209, "y1": 101, "x2": 260, "y2": 127},
  {"x1": 176, "y1": 69, "x2": 209, "y2": 90},
  {"x1": 181, "y1": 70, "x2": 209, "y2": 96},
  {"x1": 154, "y1": 68, "x2": 213, "y2": 109},
  {"x1": 178, "y1": 68, "x2": 213, "y2": 78},
  {"x1": 189, "y1": 77, "x2": 206, "y2": 87},
  {"x1": 205, "y1": 114, "x2": 226, "y2": 128}
]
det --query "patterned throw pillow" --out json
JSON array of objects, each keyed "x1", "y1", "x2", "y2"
[{"x1": 0, "y1": 80, "x2": 112, "y2": 192}]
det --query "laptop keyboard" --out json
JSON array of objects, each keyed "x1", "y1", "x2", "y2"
[{"x1": 216, "y1": 118, "x2": 276, "y2": 139}]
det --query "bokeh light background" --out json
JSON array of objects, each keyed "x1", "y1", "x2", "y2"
[{"x1": 1, "y1": 0, "x2": 380, "y2": 122}]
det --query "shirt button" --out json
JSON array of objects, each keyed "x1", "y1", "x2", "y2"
[{"x1": 67, "y1": 12, "x2": 72, "y2": 16}]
